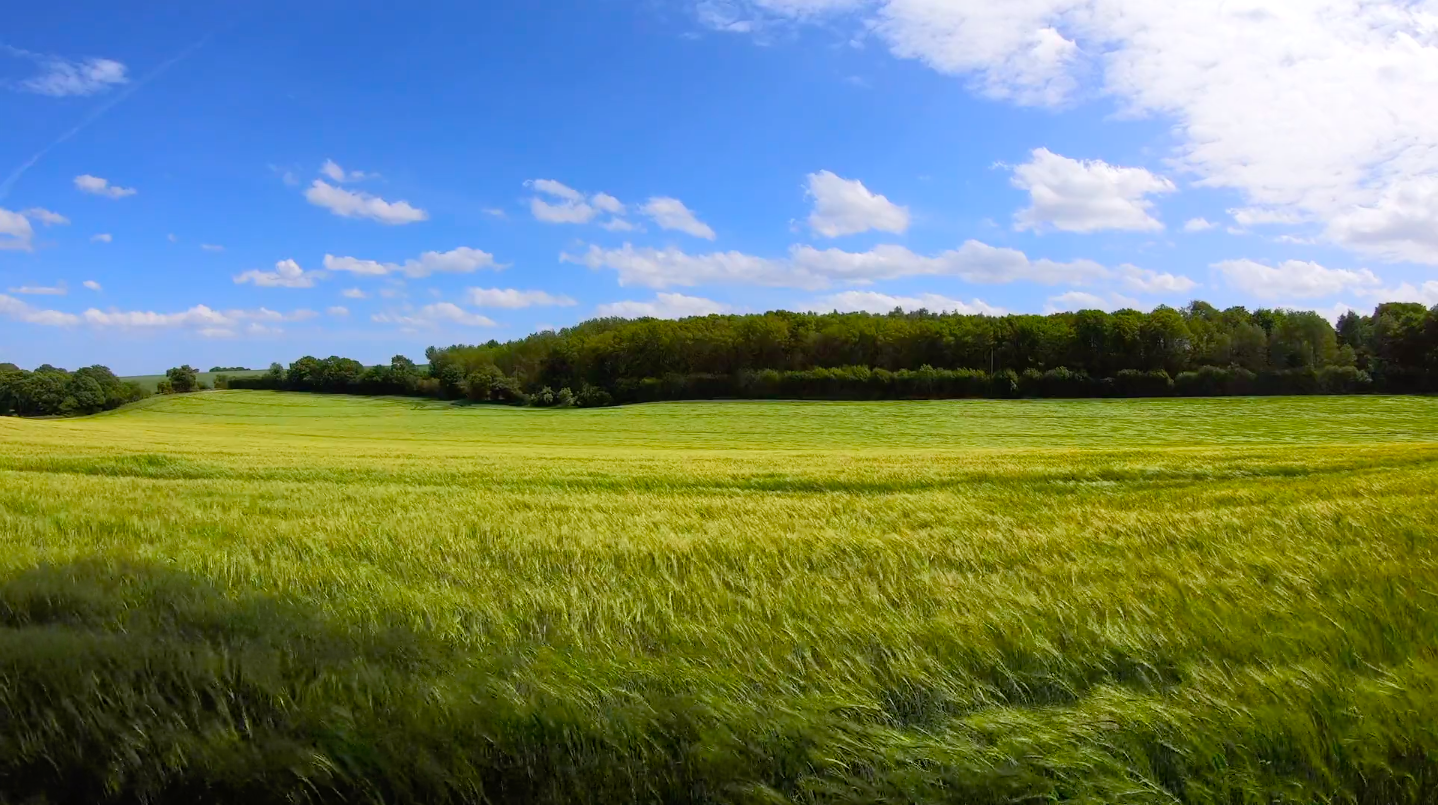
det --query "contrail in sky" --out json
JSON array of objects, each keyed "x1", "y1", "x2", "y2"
[{"x1": 0, "y1": 34, "x2": 212, "y2": 202}]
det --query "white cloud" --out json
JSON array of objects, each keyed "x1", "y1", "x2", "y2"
[
  {"x1": 592, "y1": 192, "x2": 626, "y2": 214},
  {"x1": 74, "y1": 174, "x2": 136, "y2": 198},
  {"x1": 327, "y1": 305, "x2": 350, "y2": 316},
  {"x1": 323, "y1": 247, "x2": 501, "y2": 278},
  {"x1": 526, "y1": 179, "x2": 600, "y2": 224},
  {"x1": 1183, "y1": 218, "x2": 1215, "y2": 233},
  {"x1": 199, "y1": 328, "x2": 236, "y2": 339},
  {"x1": 805, "y1": 170, "x2": 909, "y2": 237},
  {"x1": 340, "y1": 287, "x2": 368, "y2": 299},
  {"x1": 642, "y1": 197, "x2": 717, "y2": 239},
  {"x1": 530, "y1": 179, "x2": 584, "y2": 202},
  {"x1": 464, "y1": 288, "x2": 577, "y2": 308},
  {"x1": 83, "y1": 280, "x2": 102, "y2": 291},
  {"x1": 531, "y1": 196, "x2": 598, "y2": 224},
  {"x1": 565, "y1": 240, "x2": 1112, "y2": 290},
  {"x1": 809, "y1": 290, "x2": 1005, "y2": 315},
  {"x1": 600, "y1": 217, "x2": 638, "y2": 232},
  {"x1": 1326, "y1": 177, "x2": 1438, "y2": 264},
  {"x1": 1118, "y1": 265, "x2": 1197, "y2": 294},
  {"x1": 0, "y1": 294, "x2": 80, "y2": 326},
  {"x1": 1214, "y1": 259, "x2": 1382, "y2": 300},
  {"x1": 372, "y1": 302, "x2": 496, "y2": 328},
  {"x1": 91, "y1": 233, "x2": 112, "y2": 243},
  {"x1": 722, "y1": 2, "x2": 1438, "y2": 263},
  {"x1": 1229, "y1": 207, "x2": 1305, "y2": 228},
  {"x1": 305, "y1": 180, "x2": 427, "y2": 225},
  {"x1": 7, "y1": 284, "x2": 66, "y2": 296},
  {"x1": 21, "y1": 208, "x2": 68, "y2": 226},
  {"x1": 0, "y1": 298, "x2": 316, "y2": 332},
  {"x1": 234, "y1": 259, "x2": 321, "y2": 288},
  {"x1": 482, "y1": 207, "x2": 508, "y2": 218},
  {"x1": 595, "y1": 293, "x2": 729, "y2": 319},
  {"x1": 201, "y1": 243, "x2": 224, "y2": 252},
  {"x1": 1044, "y1": 290, "x2": 1144, "y2": 313},
  {"x1": 1011, "y1": 148, "x2": 1174, "y2": 233},
  {"x1": 1357, "y1": 280, "x2": 1438, "y2": 307},
  {"x1": 0, "y1": 208, "x2": 35, "y2": 251},
  {"x1": 5, "y1": 47, "x2": 128, "y2": 96},
  {"x1": 79, "y1": 305, "x2": 315, "y2": 329},
  {"x1": 319, "y1": 159, "x2": 374, "y2": 183}
]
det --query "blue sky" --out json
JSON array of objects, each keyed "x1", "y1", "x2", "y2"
[{"x1": 3, "y1": 0, "x2": 1437, "y2": 373}]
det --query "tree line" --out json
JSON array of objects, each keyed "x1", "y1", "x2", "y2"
[
  {"x1": 7, "y1": 301, "x2": 1434, "y2": 417},
  {"x1": 225, "y1": 301, "x2": 1437, "y2": 405}
]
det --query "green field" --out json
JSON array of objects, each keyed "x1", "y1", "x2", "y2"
[
  {"x1": 121, "y1": 369, "x2": 269, "y2": 392},
  {"x1": 1, "y1": 392, "x2": 1436, "y2": 802}
]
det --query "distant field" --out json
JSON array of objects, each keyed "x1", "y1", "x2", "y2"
[
  {"x1": 1, "y1": 391, "x2": 1436, "y2": 802},
  {"x1": 121, "y1": 369, "x2": 268, "y2": 391}
]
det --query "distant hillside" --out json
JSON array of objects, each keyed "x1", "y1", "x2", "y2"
[{"x1": 122, "y1": 369, "x2": 269, "y2": 392}]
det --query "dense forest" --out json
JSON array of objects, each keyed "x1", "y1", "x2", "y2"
[
  {"x1": 6, "y1": 301, "x2": 1435, "y2": 417},
  {"x1": 227, "y1": 301, "x2": 1437, "y2": 405}
]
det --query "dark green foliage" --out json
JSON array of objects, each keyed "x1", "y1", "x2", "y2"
[
  {"x1": 0, "y1": 363, "x2": 148, "y2": 417},
  {"x1": 208, "y1": 366, "x2": 250, "y2": 372},
  {"x1": 222, "y1": 300, "x2": 1438, "y2": 409},
  {"x1": 163, "y1": 365, "x2": 201, "y2": 394}
]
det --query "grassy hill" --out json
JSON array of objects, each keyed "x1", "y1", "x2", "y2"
[{"x1": 1, "y1": 392, "x2": 1436, "y2": 802}]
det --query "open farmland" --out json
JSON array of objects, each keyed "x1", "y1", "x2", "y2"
[{"x1": 1, "y1": 391, "x2": 1436, "y2": 802}]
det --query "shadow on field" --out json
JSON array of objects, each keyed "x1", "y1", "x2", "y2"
[{"x1": 2, "y1": 561, "x2": 1437, "y2": 804}]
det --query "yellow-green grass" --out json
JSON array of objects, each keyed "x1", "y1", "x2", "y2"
[{"x1": 1, "y1": 391, "x2": 1437, "y2": 802}]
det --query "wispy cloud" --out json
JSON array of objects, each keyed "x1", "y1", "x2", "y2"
[
  {"x1": 2, "y1": 45, "x2": 128, "y2": 97},
  {"x1": 6, "y1": 283, "x2": 67, "y2": 296}
]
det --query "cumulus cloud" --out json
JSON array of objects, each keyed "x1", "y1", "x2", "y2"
[
  {"x1": 7, "y1": 283, "x2": 66, "y2": 296},
  {"x1": 709, "y1": 1, "x2": 1438, "y2": 262},
  {"x1": 526, "y1": 179, "x2": 601, "y2": 224},
  {"x1": 641, "y1": 197, "x2": 717, "y2": 239},
  {"x1": 74, "y1": 174, "x2": 136, "y2": 198},
  {"x1": 83, "y1": 280, "x2": 102, "y2": 291},
  {"x1": 0, "y1": 208, "x2": 36, "y2": 251},
  {"x1": 464, "y1": 288, "x2": 576, "y2": 308},
  {"x1": 595, "y1": 293, "x2": 729, "y2": 319},
  {"x1": 323, "y1": 247, "x2": 501, "y2": 278},
  {"x1": 564, "y1": 240, "x2": 1114, "y2": 290},
  {"x1": 1183, "y1": 218, "x2": 1215, "y2": 233},
  {"x1": 341, "y1": 287, "x2": 368, "y2": 299},
  {"x1": 90, "y1": 233, "x2": 112, "y2": 243},
  {"x1": 805, "y1": 170, "x2": 909, "y2": 237},
  {"x1": 0, "y1": 297, "x2": 316, "y2": 332},
  {"x1": 1118, "y1": 265, "x2": 1197, "y2": 294},
  {"x1": 372, "y1": 302, "x2": 496, "y2": 328},
  {"x1": 234, "y1": 258, "x2": 321, "y2": 288},
  {"x1": 327, "y1": 306, "x2": 350, "y2": 316},
  {"x1": 1213, "y1": 259, "x2": 1382, "y2": 300},
  {"x1": 305, "y1": 180, "x2": 427, "y2": 224},
  {"x1": 1011, "y1": 148, "x2": 1174, "y2": 233},
  {"x1": 1044, "y1": 290, "x2": 1144, "y2": 313},
  {"x1": 4, "y1": 47, "x2": 128, "y2": 96},
  {"x1": 808, "y1": 290, "x2": 1005, "y2": 315},
  {"x1": 0, "y1": 294, "x2": 80, "y2": 326},
  {"x1": 1358, "y1": 280, "x2": 1438, "y2": 307}
]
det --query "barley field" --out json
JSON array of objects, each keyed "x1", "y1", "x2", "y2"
[{"x1": 1, "y1": 391, "x2": 1437, "y2": 803}]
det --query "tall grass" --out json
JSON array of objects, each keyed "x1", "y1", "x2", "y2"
[{"x1": 1, "y1": 391, "x2": 1436, "y2": 802}]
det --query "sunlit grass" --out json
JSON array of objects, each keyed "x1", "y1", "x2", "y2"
[{"x1": 1, "y1": 391, "x2": 1436, "y2": 802}]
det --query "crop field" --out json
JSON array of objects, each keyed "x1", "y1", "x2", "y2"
[{"x1": 1, "y1": 391, "x2": 1436, "y2": 803}]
